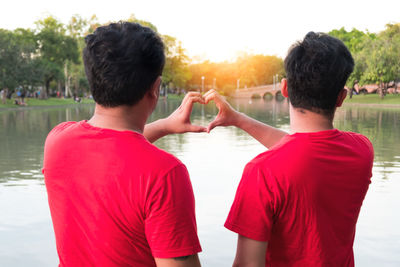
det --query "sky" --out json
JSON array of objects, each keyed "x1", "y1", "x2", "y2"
[{"x1": 1, "y1": 0, "x2": 399, "y2": 62}]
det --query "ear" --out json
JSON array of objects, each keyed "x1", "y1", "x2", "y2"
[
  {"x1": 280, "y1": 78, "x2": 288, "y2": 98},
  {"x1": 147, "y1": 76, "x2": 162, "y2": 100},
  {"x1": 336, "y1": 88, "x2": 347, "y2": 107}
]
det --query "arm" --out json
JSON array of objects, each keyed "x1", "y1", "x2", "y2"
[
  {"x1": 143, "y1": 92, "x2": 207, "y2": 143},
  {"x1": 155, "y1": 254, "x2": 201, "y2": 267},
  {"x1": 203, "y1": 90, "x2": 287, "y2": 148},
  {"x1": 145, "y1": 165, "x2": 202, "y2": 266},
  {"x1": 232, "y1": 235, "x2": 267, "y2": 267}
]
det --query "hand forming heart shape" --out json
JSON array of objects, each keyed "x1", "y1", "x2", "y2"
[{"x1": 164, "y1": 90, "x2": 238, "y2": 135}]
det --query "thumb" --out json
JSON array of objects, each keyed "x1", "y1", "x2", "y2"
[
  {"x1": 207, "y1": 119, "x2": 221, "y2": 133},
  {"x1": 188, "y1": 124, "x2": 207, "y2": 133}
]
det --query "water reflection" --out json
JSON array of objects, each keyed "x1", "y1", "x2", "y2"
[
  {"x1": 0, "y1": 105, "x2": 95, "y2": 185},
  {"x1": 335, "y1": 107, "x2": 400, "y2": 177},
  {"x1": 0, "y1": 100, "x2": 399, "y2": 266}
]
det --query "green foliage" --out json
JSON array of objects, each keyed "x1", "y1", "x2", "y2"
[
  {"x1": 329, "y1": 27, "x2": 376, "y2": 54},
  {"x1": 35, "y1": 16, "x2": 80, "y2": 96},
  {"x1": 1, "y1": 14, "x2": 398, "y2": 102},
  {"x1": 0, "y1": 97, "x2": 94, "y2": 108},
  {"x1": 0, "y1": 29, "x2": 21, "y2": 90},
  {"x1": 162, "y1": 35, "x2": 192, "y2": 89},
  {"x1": 329, "y1": 24, "x2": 400, "y2": 97},
  {"x1": 0, "y1": 28, "x2": 42, "y2": 92},
  {"x1": 344, "y1": 94, "x2": 400, "y2": 105}
]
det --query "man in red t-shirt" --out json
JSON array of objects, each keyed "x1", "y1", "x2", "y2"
[
  {"x1": 204, "y1": 32, "x2": 373, "y2": 266},
  {"x1": 43, "y1": 22, "x2": 205, "y2": 267}
]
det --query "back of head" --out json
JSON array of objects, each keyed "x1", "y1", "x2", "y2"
[
  {"x1": 83, "y1": 22, "x2": 165, "y2": 107},
  {"x1": 284, "y1": 32, "x2": 354, "y2": 116}
]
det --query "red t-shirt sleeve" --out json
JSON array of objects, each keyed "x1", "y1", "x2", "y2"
[
  {"x1": 225, "y1": 162, "x2": 278, "y2": 242},
  {"x1": 144, "y1": 163, "x2": 202, "y2": 258}
]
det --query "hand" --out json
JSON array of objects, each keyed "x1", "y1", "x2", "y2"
[
  {"x1": 203, "y1": 89, "x2": 240, "y2": 132},
  {"x1": 164, "y1": 92, "x2": 207, "y2": 134}
]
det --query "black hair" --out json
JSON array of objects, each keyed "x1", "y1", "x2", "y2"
[
  {"x1": 284, "y1": 32, "x2": 354, "y2": 116},
  {"x1": 83, "y1": 22, "x2": 165, "y2": 107}
]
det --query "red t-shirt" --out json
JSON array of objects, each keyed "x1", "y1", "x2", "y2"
[
  {"x1": 43, "y1": 121, "x2": 201, "y2": 267},
  {"x1": 225, "y1": 129, "x2": 373, "y2": 267}
]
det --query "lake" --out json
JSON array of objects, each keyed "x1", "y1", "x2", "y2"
[{"x1": 0, "y1": 98, "x2": 399, "y2": 266}]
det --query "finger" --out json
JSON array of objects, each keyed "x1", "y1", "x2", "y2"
[
  {"x1": 203, "y1": 89, "x2": 216, "y2": 99},
  {"x1": 182, "y1": 96, "x2": 205, "y2": 118},
  {"x1": 186, "y1": 92, "x2": 203, "y2": 100},
  {"x1": 202, "y1": 89, "x2": 214, "y2": 97},
  {"x1": 186, "y1": 96, "x2": 205, "y2": 105},
  {"x1": 189, "y1": 92, "x2": 203, "y2": 97},
  {"x1": 204, "y1": 91, "x2": 221, "y2": 105},
  {"x1": 181, "y1": 92, "x2": 192, "y2": 106},
  {"x1": 182, "y1": 92, "x2": 204, "y2": 106}
]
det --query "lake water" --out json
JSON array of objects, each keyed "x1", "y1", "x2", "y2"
[{"x1": 0, "y1": 99, "x2": 399, "y2": 266}]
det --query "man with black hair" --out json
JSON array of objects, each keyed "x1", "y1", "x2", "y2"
[
  {"x1": 43, "y1": 22, "x2": 204, "y2": 267},
  {"x1": 204, "y1": 32, "x2": 373, "y2": 266}
]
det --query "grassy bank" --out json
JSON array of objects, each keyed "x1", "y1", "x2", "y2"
[
  {"x1": 161, "y1": 94, "x2": 184, "y2": 100},
  {"x1": 0, "y1": 97, "x2": 94, "y2": 109},
  {"x1": 344, "y1": 94, "x2": 400, "y2": 105},
  {"x1": 0, "y1": 95, "x2": 184, "y2": 110},
  {"x1": 1, "y1": 93, "x2": 399, "y2": 109}
]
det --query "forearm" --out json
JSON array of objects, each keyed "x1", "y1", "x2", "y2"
[
  {"x1": 143, "y1": 119, "x2": 169, "y2": 143},
  {"x1": 233, "y1": 235, "x2": 267, "y2": 267},
  {"x1": 144, "y1": 92, "x2": 207, "y2": 143},
  {"x1": 233, "y1": 112, "x2": 288, "y2": 148},
  {"x1": 155, "y1": 254, "x2": 201, "y2": 267}
]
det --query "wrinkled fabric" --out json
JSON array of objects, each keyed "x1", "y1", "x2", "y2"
[
  {"x1": 43, "y1": 121, "x2": 201, "y2": 267},
  {"x1": 226, "y1": 129, "x2": 373, "y2": 267}
]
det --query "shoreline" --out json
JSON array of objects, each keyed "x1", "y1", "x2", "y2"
[
  {"x1": 0, "y1": 102, "x2": 95, "y2": 112},
  {"x1": 343, "y1": 102, "x2": 400, "y2": 108},
  {"x1": 1, "y1": 95, "x2": 399, "y2": 111}
]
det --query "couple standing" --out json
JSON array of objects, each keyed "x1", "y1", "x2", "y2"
[{"x1": 43, "y1": 22, "x2": 373, "y2": 267}]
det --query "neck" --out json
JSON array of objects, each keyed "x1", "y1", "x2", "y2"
[
  {"x1": 88, "y1": 104, "x2": 149, "y2": 133},
  {"x1": 289, "y1": 105, "x2": 334, "y2": 133}
]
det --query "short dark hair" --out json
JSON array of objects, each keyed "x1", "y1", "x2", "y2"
[
  {"x1": 284, "y1": 32, "x2": 354, "y2": 116},
  {"x1": 83, "y1": 22, "x2": 165, "y2": 107}
]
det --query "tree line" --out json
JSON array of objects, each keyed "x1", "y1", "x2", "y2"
[
  {"x1": 0, "y1": 14, "x2": 192, "y2": 99},
  {"x1": 329, "y1": 23, "x2": 400, "y2": 98},
  {"x1": 0, "y1": 14, "x2": 285, "y2": 99},
  {"x1": 0, "y1": 14, "x2": 398, "y2": 99},
  {"x1": 187, "y1": 54, "x2": 284, "y2": 95}
]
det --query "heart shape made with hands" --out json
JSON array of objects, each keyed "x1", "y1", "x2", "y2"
[{"x1": 169, "y1": 90, "x2": 236, "y2": 134}]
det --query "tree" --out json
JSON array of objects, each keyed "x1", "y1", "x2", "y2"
[
  {"x1": 187, "y1": 54, "x2": 284, "y2": 95},
  {"x1": 35, "y1": 16, "x2": 79, "y2": 97},
  {"x1": 329, "y1": 27, "x2": 376, "y2": 98},
  {"x1": 329, "y1": 27, "x2": 376, "y2": 54},
  {"x1": 360, "y1": 23, "x2": 400, "y2": 98},
  {"x1": 236, "y1": 54, "x2": 284, "y2": 87},
  {"x1": 162, "y1": 35, "x2": 191, "y2": 90},
  {"x1": 13, "y1": 28, "x2": 43, "y2": 92},
  {"x1": 0, "y1": 29, "x2": 20, "y2": 92},
  {"x1": 65, "y1": 14, "x2": 91, "y2": 97},
  {"x1": 0, "y1": 28, "x2": 42, "y2": 96},
  {"x1": 125, "y1": 14, "x2": 192, "y2": 91},
  {"x1": 86, "y1": 15, "x2": 101, "y2": 35}
]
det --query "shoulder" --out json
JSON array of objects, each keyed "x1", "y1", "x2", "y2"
[
  {"x1": 45, "y1": 121, "x2": 79, "y2": 145},
  {"x1": 343, "y1": 131, "x2": 373, "y2": 146},
  {"x1": 340, "y1": 131, "x2": 374, "y2": 157},
  {"x1": 149, "y1": 144, "x2": 185, "y2": 175},
  {"x1": 248, "y1": 135, "x2": 298, "y2": 168},
  {"x1": 127, "y1": 136, "x2": 184, "y2": 175},
  {"x1": 47, "y1": 121, "x2": 78, "y2": 137}
]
